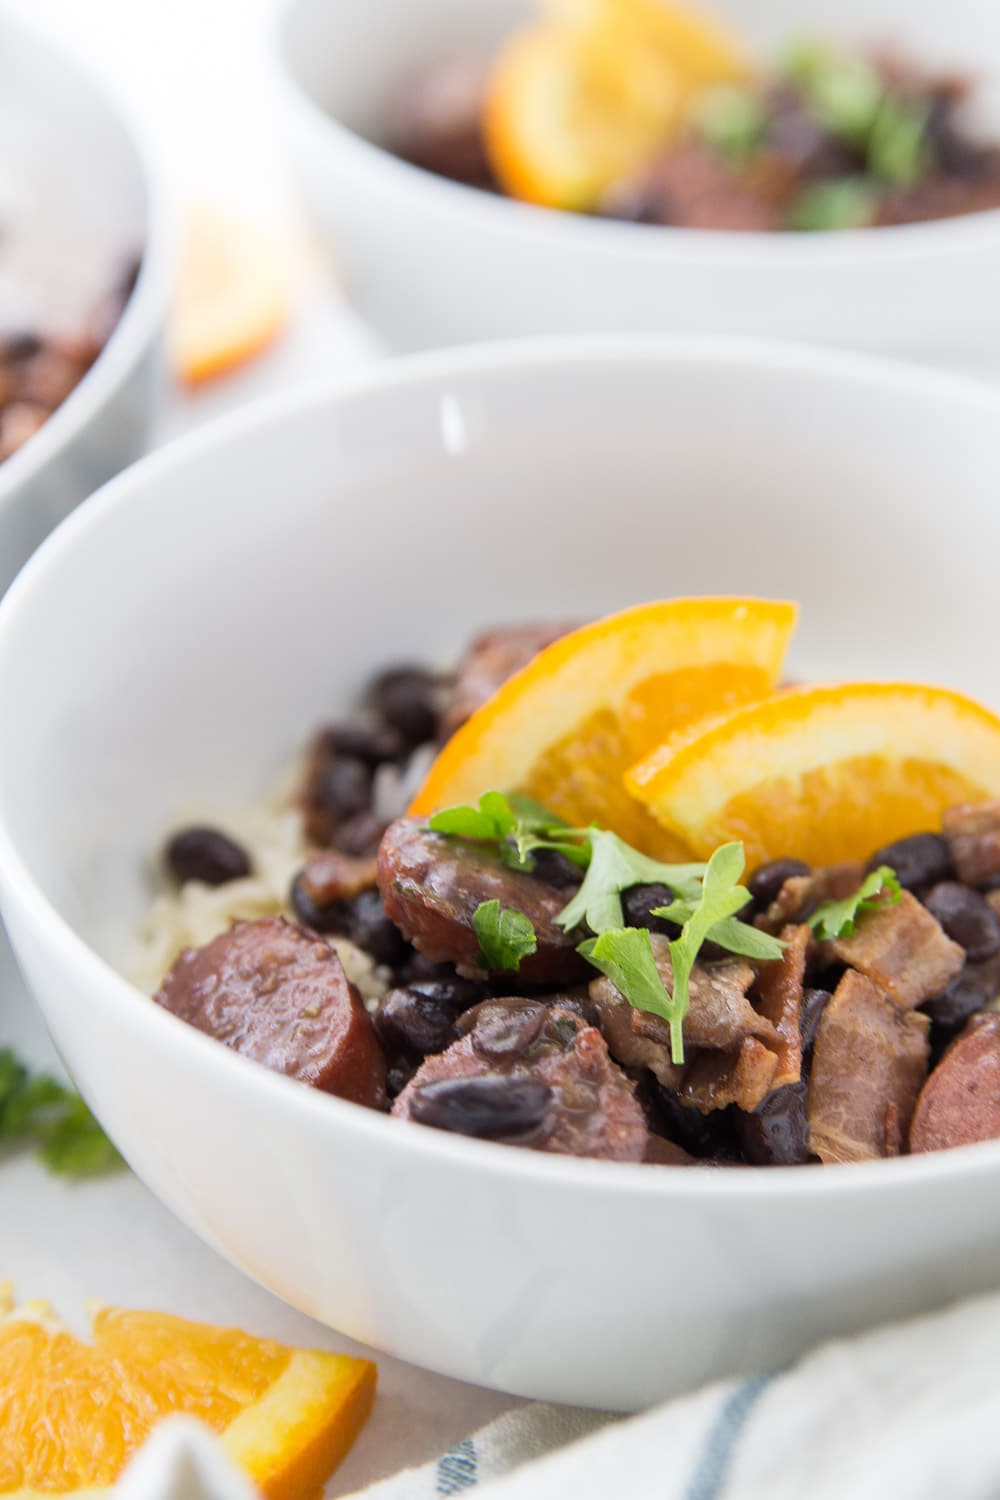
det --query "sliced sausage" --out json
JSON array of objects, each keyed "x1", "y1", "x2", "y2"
[
  {"x1": 440, "y1": 621, "x2": 578, "y2": 738},
  {"x1": 910, "y1": 1014, "x2": 1000, "y2": 1153},
  {"x1": 377, "y1": 817, "x2": 587, "y2": 983},
  {"x1": 393, "y1": 999, "x2": 648, "y2": 1161},
  {"x1": 154, "y1": 917, "x2": 386, "y2": 1108}
]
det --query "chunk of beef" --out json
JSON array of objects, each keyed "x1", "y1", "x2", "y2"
[
  {"x1": 756, "y1": 862, "x2": 863, "y2": 934},
  {"x1": 829, "y1": 890, "x2": 964, "y2": 1009},
  {"x1": 943, "y1": 800, "x2": 1000, "y2": 886},
  {"x1": 154, "y1": 917, "x2": 386, "y2": 1108},
  {"x1": 387, "y1": 58, "x2": 494, "y2": 188},
  {"x1": 440, "y1": 621, "x2": 578, "y2": 738},
  {"x1": 393, "y1": 1000, "x2": 648, "y2": 1160},
  {"x1": 807, "y1": 971, "x2": 929, "y2": 1164},
  {"x1": 602, "y1": 142, "x2": 782, "y2": 230},
  {"x1": 377, "y1": 817, "x2": 587, "y2": 983},
  {"x1": 910, "y1": 1014, "x2": 1000, "y2": 1154},
  {"x1": 752, "y1": 924, "x2": 809, "y2": 1088},
  {"x1": 680, "y1": 1038, "x2": 780, "y2": 1114}
]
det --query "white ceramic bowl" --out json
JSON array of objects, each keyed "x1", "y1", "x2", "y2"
[
  {"x1": 276, "y1": 0, "x2": 1000, "y2": 362},
  {"x1": 0, "y1": 13, "x2": 171, "y2": 595},
  {"x1": 2, "y1": 337, "x2": 1000, "y2": 1411}
]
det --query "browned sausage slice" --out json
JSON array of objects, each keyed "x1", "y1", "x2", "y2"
[
  {"x1": 377, "y1": 817, "x2": 587, "y2": 983},
  {"x1": 154, "y1": 917, "x2": 386, "y2": 1108},
  {"x1": 910, "y1": 1013, "x2": 1000, "y2": 1154},
  {"x1": 440, "y1": 621, "x2": 579, "y2": 738},
  {"x1": 393, "y1": 999, "x2": 648, "y2": 1161}
]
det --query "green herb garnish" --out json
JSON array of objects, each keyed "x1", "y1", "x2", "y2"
[
  {"x1": 867, "y1": 95, "x2": 930, "y2": 187},
  {"x1": 807, "y1": 865, "x2": 902, "y2": 941},
  {"x1": 429, "y1": 791, "x2": 589, "y2": 872},
  {"x1": 0, "y1": 1049, "x2": 122, "y2": 1177},
  {"x1": 698, "y1": 84, "x2": 768, "y2": 161},
  {"x1": 782, "y1": 40, "x2": 884, "y2": 143},
  {"x1": 472, "y1": 900, "x2": 538, "y2": 972},
  {"x1": 555, "y1": 830, "x2": 706, "y2": 936},
  {"x1": 787, "y1": 177, "x2": 878, "y2": 231}
]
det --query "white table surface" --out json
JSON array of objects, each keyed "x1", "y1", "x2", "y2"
[{"x1": 0, "y1": 0, "x2": 521, "y2": 1491}]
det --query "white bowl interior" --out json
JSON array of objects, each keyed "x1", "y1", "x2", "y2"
[
  {"x1": 1, "y1": 341, "x2": 1000, "y2": 966},
  {"x1": 0, "y1": 18, "x2": 148, "y2": 336},
  {"x1": 283, "y1": 0, "x2": 1000, "y2": 146}
]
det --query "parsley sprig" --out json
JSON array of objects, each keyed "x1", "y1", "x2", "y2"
[
  {"x1": 807, "y1": 865, "x2": 902, "y2": 941},
  {"x1": 0, "y1": 1049, "x2": 122, "y2": 1177},
  {"x1": 473, "y1": 900, "x2": 538, "y2": 972},
  {"x1": 429, "y1": 793, "x2": 787, "y2": 1062}
]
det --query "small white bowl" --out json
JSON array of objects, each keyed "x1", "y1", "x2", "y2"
[
  {"x1": 0, "y1": 13, "x2": 172, "y2": 594},
  {"x1": 275, "y1": 0, "x2": 1000, "y2": 362},
  {"x1": 2, "y1": 337, "x2": 1000, "y2": 1410}
]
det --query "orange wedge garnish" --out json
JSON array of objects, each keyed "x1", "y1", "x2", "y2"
[
  {"x1": 411, "y1": 597, "x2": 796, "y2": 855},
  {"x1": 484, "y1": 0, "x2": 751, "y2": 209},
  {"x1": 170, "y1": 206, "x2": 290, "y2": 385},
  {"x1": 627, "y1": 682, "x2": 1000, "y2": 867},
  {"x1": 0, "y1": 1286, "x2": 375, "y2": 1497}
]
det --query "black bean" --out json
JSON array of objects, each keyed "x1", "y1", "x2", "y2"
[
  {"x1": 463, "y1": 1000, "x2": 547, "y2": 1061},
  {"x1": 322, "y1": 722, "x2": 405, "y2": 766},
  {"x1": 386, "y1": 1055, "x2": 418, "y2": 1099},
  {"x1": 290, "y1": 873, "x2": 339, "y2": 932},
  {"x1": 409, "y1": 1076, "x2": 554, "y2": 1140},
  {"x1": 867, "y1": 832, "x2": 953, "y2": 890},
  {"x1": 318, "y1": 755, "x2": 373, "y2": 823},
  {"x1": 372, "y1": 666, "x2": 438, "y2": 745},
  {"x1": 343, "y1": 888, "x2": 410, "y2": 967},
  {"x1": 334, "y1": 810, "x2": 389, "y2": 858},
  {"x1": 747, "y1": 858, "x2": 811, "y2": 910},
  {"x1": 800, "y1": 988, "x2": 833, "y2": 1054},
  {"x1": 375, "y1": 986, "x2": 470, "y2": 1057},
  {"x1": 529, "y1": 848, "x2": 584, "y2": 890},
  {"x1": 165, "y1": 826, "x2": 252, "y2": 887},
  {"x1": 736, "y1": 1080, "x2": 813, "y2": 1166},
  {"x1": 2, "y1": 332, "x2": 42, "y2": 363},
  {"x1": 622, "y1": 883, "x2": 680, "y2": 937},
  {"x1": 921, "y1": 882, "x2": 1000, "y2": 962},
  {"x1": 922, "y1": 955, "x2": 1000, "y2": 1053},
  {"x1": 649, "y1": 1084, "x2": 743, "y2": 1161}
]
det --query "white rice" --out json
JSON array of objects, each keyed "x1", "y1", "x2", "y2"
[{"x1": 130, "y1": 775, "x2": 390, "y2": 1008}]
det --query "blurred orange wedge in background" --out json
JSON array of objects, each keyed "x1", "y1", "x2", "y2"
[
  {"x1": 627, "y1": 681, "x2": 1000, "y2": 867},
  {"x1": 0, "y1": 1288, "x2": 375, "y2": 1497},
  {"x1": 484, "y1": 0, "x2": 752, "y2": 209},
  {"x1": 411, "y1": 597, "x2": 796, "y2": 856},
  {"x1": 171, "y1": 206, "x2": 291, "y2": 385}
]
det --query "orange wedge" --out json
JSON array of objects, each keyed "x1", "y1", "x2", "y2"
[
  {"x1": 0, "y1": 1286, "x2": 375, "y2": 1497},
  {"x1": 411, "y1": 597, "x2": 796, "y2": 855},
  {"x1": 170, "y1": 206, "x2": 290, "y2": 385},
  {"x1": 627, "y1": 681, "x2": 1000, "y2": 867},
  {"x1": 484, "y1": 0, "x2": 751, "y2": 209}
]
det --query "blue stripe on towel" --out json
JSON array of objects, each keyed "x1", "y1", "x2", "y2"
[
  {"x1": 436, "y1": 1436, "x2": 478, "y2": 1494},
  {"x1": 681, "y1": 1369, "x2": 783, "y2": 1500}
]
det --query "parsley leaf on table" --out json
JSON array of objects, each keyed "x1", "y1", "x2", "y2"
[
  {"x1": 0, "y1": 1048, "x2": 122, "y2": 1178},
  {"x1": 472, "y1": 900, "x2": 538, "y2": 972},
  {"x1": 807, "y1": 865, "x2": 902, "y2": 941}
]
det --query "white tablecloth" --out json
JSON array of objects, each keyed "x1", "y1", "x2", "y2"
[{"x1": 0, "y1": 0, "x2": 522, "y2": 1490}]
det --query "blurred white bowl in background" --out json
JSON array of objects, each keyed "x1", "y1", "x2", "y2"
[
  {"x1": 275, "y1": 0, "x2": 1000, "y2": 363},
  {"x1": 0, "y1": 12, "x2": 172, "y2": 594}
]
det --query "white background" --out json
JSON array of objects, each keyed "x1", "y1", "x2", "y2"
[{"x1": 0, "y1": 0, "x2": 519, "y2": 1491}]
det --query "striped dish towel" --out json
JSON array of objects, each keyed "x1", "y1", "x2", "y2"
[{"x1": 352, "y1": 1289, "x2": 1000, "y2": 1500}]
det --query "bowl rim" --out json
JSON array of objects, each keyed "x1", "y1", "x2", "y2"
[
  {"x1": 4, "y1": 331, "x2": 1000, "y2": 1204},
  {"x1": 273, "y1": 0, "x2": 1000, "y2": 269},
  {"x1": 0, "y1": 10, "x2": 174, "y2": 509}
]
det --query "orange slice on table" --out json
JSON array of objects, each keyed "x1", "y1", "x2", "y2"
[
  {"x1": 411, "y1": 596, "x2": 797, "y2": 856},
  {"x1": 626, "y1": 681, "x2": 1000, "y2": 868},
  {"x1": 0, "y1": 1286, "x2": 375, "y2": 1498},
  {"x1": 170, "y1": 206, "x2": 291, "y2": 385},
  {"x1": 484, "y1": 0, "x2": 751, "y2": 209}
]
